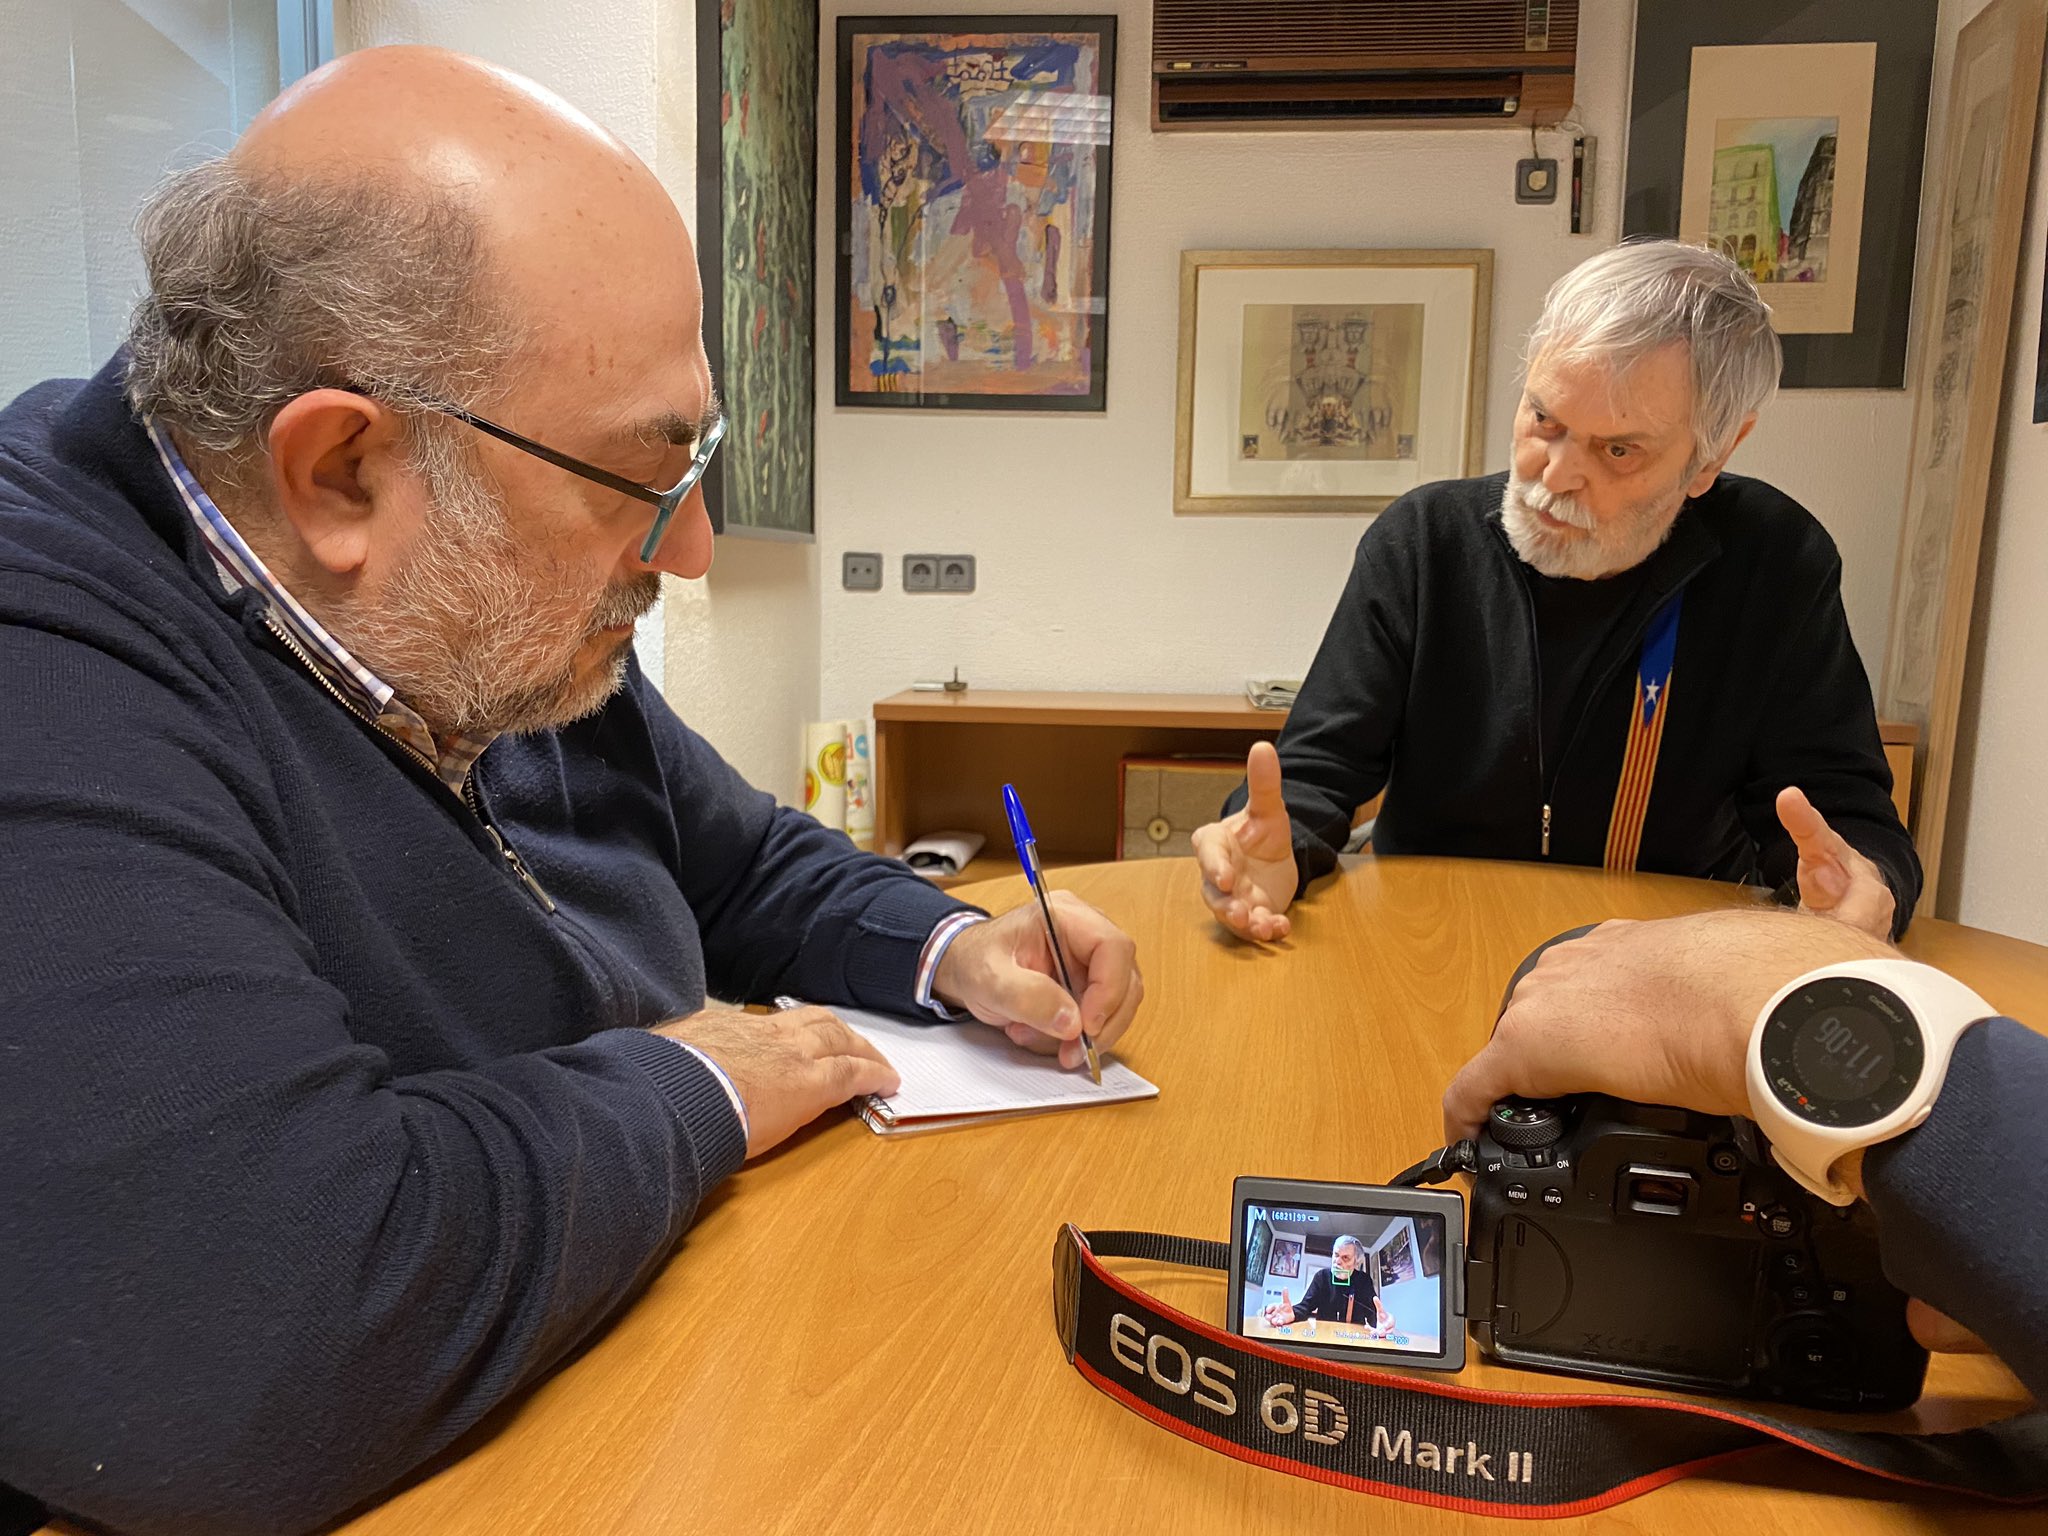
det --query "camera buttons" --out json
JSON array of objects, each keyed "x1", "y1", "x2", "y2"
[
  {"x1": 1540, "y1": 1187, "x2": 1564, "y2": 1207},
  {"x1": 1759, "y1": 1204, "x2": 1799, "y2": 1239},
  {"x1": 1505, "y1": 1183, "x2": 1530, "y2": 1203}
]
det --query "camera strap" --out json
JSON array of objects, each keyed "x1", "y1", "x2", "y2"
[{"x1": 1051, "y1": 1224, "x2": 2048, "y2": 1515}]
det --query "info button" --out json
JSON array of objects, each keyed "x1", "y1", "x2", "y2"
[{"x1": 1540, "y1": 1187, "x2": 1564, "y2": 1207}]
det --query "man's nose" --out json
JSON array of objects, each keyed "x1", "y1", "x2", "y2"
[
  {"x1": 1541, "y1": 439, "x2": 1587, "y2": 497},
  {"x1": 641, "y1": 483, "x2": 714, "y2": 580}
]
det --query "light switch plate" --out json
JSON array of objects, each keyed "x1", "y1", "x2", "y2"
[{"x1": 1516, "y1": 157, "x2": 1559, "y2": 205}]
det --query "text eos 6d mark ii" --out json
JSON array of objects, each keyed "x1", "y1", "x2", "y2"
[{"x1": 1231, "y1": 1090, "x2": 1928, "y2": 1411}]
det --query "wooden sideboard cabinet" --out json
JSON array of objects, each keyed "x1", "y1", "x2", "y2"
[{"x1": 871, "y1": 688, "x2": 1920, "y2": 887}]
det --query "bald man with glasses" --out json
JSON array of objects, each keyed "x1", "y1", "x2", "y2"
[{"x1": 0, "y1": 46, "x2": 1140, "y2": 1536}]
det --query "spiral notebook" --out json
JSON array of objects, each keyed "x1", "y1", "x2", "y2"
[{"x1": 809, "y1": 1004, "x2": 1159, "y2": 1137}]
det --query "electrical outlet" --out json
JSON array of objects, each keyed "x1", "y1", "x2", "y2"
[
  {"x1": 903, "y1": 554, "x2": 939, "y2": 592},
  {"x1": 842, "y1": 551, "x2": 882, "y2": 591},
  {"x1": 936, "y1": 554, "x2": 976, "y2": 592}
]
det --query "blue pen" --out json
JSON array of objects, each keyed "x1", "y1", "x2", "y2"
[{"x1": 1001, "y1": 782, "x2": 1101, "y2": 1083}]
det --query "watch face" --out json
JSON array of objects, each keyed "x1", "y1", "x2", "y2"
[{"x1": 1759, "y1": 978, "x2": 1925, "y2": 1128}]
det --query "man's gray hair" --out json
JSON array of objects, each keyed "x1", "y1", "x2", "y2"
[
  {"x1": 1523, "y1": 239, "x2": 1781, "y2": 471},
  {"x1": 124, "y1": 157, "x2": 519, "y2": 482}
]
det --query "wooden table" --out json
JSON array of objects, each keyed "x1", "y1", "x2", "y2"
[{"x1": 320, "y1": 857, "x2": 2042, "y2": 1535}]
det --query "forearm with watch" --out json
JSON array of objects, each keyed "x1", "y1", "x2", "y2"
[{"x1": 1747, "y1": 960, "x2": 2048, "y2": 1399}]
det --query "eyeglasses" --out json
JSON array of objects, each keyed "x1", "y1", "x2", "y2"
[{"x1": 420, "y1": 398, "x2": 726, "y2": 563}]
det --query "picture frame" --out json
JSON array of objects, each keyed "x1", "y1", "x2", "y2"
[
  {"x1": 834, "y1": 14, "x2": 1115, "y2": 411},
  {"x1": 696, "y1": 0, "x2": 818, "y2": 538},
  {"x1": 1880, "y1": 0, "x2": 2048, "y2": 891},
  {"x1": 1174, "y1": 249, "x2": 1492, "y2": 517},
  {"x1": 1267, "y1": 1238, "x2": 1303, "y2": 1279},
  {"x1": 1623, "y1": 0, "x2": 1939, "y2": 390}
]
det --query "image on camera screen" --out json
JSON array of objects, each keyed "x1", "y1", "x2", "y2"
[{"x1": 1239, "y1": 1201, "x2": 1446, "y2": 1357}]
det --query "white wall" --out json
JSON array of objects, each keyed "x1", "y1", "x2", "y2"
[
  {"x1": 814, "y1": 0, "x2": 1916, "y2": 726},
  {"x1": 1945, "y1": 0, "x2": 2048, "y2": 941},
  {"x1": 344, "y1": 0, "x2": 821, "y2": 804}
]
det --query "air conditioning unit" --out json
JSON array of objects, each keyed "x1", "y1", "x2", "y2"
[{"x1": 1152, "y1": 0, "x2": 1578, "y2": 131}]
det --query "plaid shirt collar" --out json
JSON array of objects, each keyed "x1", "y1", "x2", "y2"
[{"x1": 144, "y1": 419, "x2": 496, "y2": 794}]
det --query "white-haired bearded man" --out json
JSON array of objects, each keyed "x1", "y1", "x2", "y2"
[{"x1": 1194, "y1": 240, "x2": 1918, "y2": 946}]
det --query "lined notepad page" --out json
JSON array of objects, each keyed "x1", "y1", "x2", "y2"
[{"x1": 831, "y1": 1006, "x2": 1158, "y2": 1123}]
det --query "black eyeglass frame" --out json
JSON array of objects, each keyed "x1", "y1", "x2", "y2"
[{"x1": 420, "y1": 399, "x2": 726, "y2": 562}]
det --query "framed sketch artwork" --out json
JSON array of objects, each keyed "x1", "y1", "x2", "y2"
[
  {"x1": 835, "y1": 15, "x2": 1115, "y2": 410},
  {"x1": 1881, "y1": 0, "x2": 2047, "y2": 889},
  {"x1": 1174, "y1": 249, "x2": 1492, "y2": 517}
]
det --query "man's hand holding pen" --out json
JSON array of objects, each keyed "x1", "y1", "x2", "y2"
[{"x1": 932, "y1": 892, "x2": 1144, "y2": 1071}]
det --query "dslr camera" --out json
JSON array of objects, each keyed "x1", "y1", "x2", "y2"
[
  {"x1": 1464, "y1": 1091, "x2": 1926, "y2": 1408},
  {"x1": 1231, "y1": 1094, "x2": 1927, "y2": 1410},
  {"x1": 1229, "y1": 939, "x2": 1928, "y2": 1411}
]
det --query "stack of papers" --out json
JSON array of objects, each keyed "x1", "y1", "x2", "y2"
[
  {"x1": 827, "y1": 1005, "x2": 1158, "y2": 1136},
  {"x1": 1245, "y1": 677, "x2": 1301, "y2": 711}
]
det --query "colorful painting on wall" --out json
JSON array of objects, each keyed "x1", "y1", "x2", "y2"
[
  {"x1": 1708, "y1": 117, "x2": 1839, "y2": 287},
  {"x1": 1623, "y1": 0, "x2": 1938, "y2": 388},
  {"x1": 834, "y1": 15, "x2": 1115, "y2": 411},
  {"x1": 1676, "y1": 43, "x2": 1874, "y2": 336},
  {"x1": 696, "y1": 0, "x2": 817, "y2": 538}
]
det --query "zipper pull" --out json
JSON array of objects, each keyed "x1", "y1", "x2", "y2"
[
  {"x1": 1541, "y1": 803, "x2": 1553, "y2": 857},
  {"x1": 486, "y1": 825, "x2": 557, "y2": 912}
]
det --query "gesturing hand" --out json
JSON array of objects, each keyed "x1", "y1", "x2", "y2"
[
  {"x1": 1777, "y1": 785, "x2": 1896, "y2": 940},
  {"x1": 933, "y1": 892, "x2": 1143, "y2": 1069},
  {"x1": 656, "y1": 1005, "x2": 900, "y2": 1157},
  {"x1": 1191, "y1": 741, "x2": 1299, "y2": 942}
]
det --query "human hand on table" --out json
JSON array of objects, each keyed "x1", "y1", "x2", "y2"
[
  {"x1": 1439, "y1": 908, "x2": 1989, "y2": 1358},
  {"x1": 657, "y1": 1005, "x2": 900, "y2": 1157},
  {"x1": 1192, "y1": 741, "x2": 1299, "y2": 942},
  {"x1": 1777, "y1": 786, "x2": 1897, "y2": 941},
  {"x1": 1441, "y1": 909, "x2": 1894, "y2": 1143},
  {"x1": 933, "y1": 892, "x2": 1143, "y2": 1069}
]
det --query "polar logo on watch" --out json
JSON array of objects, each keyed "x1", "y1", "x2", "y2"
[{"x1": 1758, "y1": 978, "x2": 1926, "y2": 1128}]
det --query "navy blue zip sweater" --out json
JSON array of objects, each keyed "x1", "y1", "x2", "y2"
[{"x1": 0, "y1": 362, "x2": 972, "y2": 1535}]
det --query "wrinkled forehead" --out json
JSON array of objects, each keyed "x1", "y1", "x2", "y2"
[{"x1": 1525, "y1": 342, "x2": 1693, "y2": 446}]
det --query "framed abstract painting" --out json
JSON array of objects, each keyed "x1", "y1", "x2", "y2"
[
  {"x1": 1174, "y1": 249, "x2": 1492, "y2": 517},
  {"x1": 697, "y1": 0, "x2": 818, "y2": 538},
  {"x1": 834, "y1": 15, "x2": 1115, "y2": 410}
]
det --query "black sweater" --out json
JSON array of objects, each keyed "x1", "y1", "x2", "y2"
[{"x1": 1238, "y1": 473, "x2": 1920, "y2": 931}]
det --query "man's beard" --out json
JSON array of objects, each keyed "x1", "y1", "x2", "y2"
[
  {"x1": 328, "y1": 444, "x2": 662, "y2": 738},
  {"x1": 1500, "y1": 471, "x2": 1688, "y2": 580}
]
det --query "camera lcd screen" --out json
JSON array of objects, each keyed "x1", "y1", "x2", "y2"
[{"x1": 1229, "y1": 1177, "x2": 1466, "y2": 1371}]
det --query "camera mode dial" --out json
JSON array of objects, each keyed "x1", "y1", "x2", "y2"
[{"x1": 1488, "y1": 1098, "x2": 1567, "y2": 1150}]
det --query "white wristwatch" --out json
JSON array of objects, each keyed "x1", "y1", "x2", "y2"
[{"x1": 1746, "y1": 958, "x2": 1994, "y2": 1205}]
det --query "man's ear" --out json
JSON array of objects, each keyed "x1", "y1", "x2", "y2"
[
  {"x1": 1684, "y1": 413, "x2": 1757, "y2": 498},
  {"x1": 263, "y1": 390, "x2": 410, "y2": 577}
]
